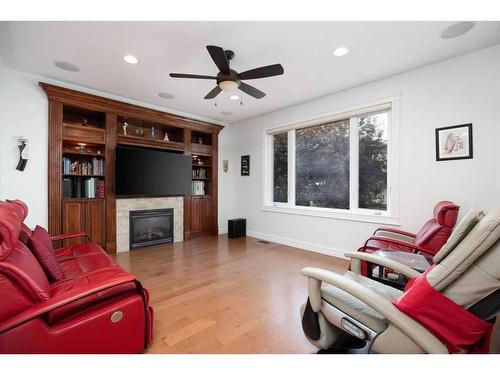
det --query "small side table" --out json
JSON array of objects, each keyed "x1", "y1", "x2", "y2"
[{"x1": 366, "y1": 249, "x2": 433, "y2": 290}]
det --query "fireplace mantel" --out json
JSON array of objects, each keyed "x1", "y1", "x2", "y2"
[{"x1": 116, "y1": 197, "x2": 183, "y2": 252}]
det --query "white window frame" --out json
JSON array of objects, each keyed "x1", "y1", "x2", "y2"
[{"x1": 262, "y1": 96, "x2": 400, "y2": 225}]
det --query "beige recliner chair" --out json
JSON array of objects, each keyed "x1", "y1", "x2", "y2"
[{"x1": 301, "y1": 208, "x2": 500, "y2": 353}]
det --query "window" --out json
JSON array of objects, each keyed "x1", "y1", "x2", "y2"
[
  {"x1": 264, "y1": 99, "x2": 398, "y2": 223},
  {"x1": 273, "y1": 132, "x2": 288, "y2": 203},
  {"x1": 296, "y1": 119, "x2": 350, "y2": 209},
  {"x1": 358, "y1": 112, "x2": 388, "y2": 210}
]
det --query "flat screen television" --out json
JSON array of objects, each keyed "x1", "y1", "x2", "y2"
[{"x1": 115, "y1": 146, "x2": 191, "y2": 196}]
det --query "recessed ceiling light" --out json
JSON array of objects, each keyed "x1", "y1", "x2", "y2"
[
  {"x1": 229, "y1": 95, "x2": 240, "y2": 101},
  {"x1": 158, "y1": 92, "x2": 174, "y2": 99},
  {"x1": 54, "y1": 61, "x2": 80, "y2": 72},
  {"x1": 333, "y1": 46, "x2": 349, "y2": 57},
  {"x1": 221, "y1": 111, "x2": 233, "y2": 116},
  {"x1": 441, "y1": 22, "x2": 474, "y2": 39},
  {"x1": 122, "y1": 55, "x2": 139, "y2": 64}
]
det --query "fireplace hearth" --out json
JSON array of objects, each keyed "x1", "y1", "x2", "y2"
[{"x1": 129, "y1": 208, "x2": 173, "y2": 249}]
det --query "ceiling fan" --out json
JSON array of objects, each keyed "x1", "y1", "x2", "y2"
[{"x1": 169, "y1": 45, "x2": 284, "y2": 99}]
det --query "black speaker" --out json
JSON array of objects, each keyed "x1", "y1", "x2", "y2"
[{"x1": 228, "y1": 218, "x2": 246, "y2": 239}]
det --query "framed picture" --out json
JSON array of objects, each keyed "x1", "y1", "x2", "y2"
[
  {"x1": 241, "y1": 155, "x2": 250, "y2": 176},
  {"x1": 435, "y1": 123, "x2": 473, "y2": 161}
]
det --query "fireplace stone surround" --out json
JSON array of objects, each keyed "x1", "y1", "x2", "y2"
[{"x1": 116, "y1": 197, "x2": 183, "y2": 252}]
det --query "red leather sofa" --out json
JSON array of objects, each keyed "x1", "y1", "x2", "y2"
[{"x1": 0, "y1": 200, "x2": 153, "y2": 353}]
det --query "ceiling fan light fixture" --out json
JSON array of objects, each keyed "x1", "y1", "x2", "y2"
[
  {"x1": 229, "y1": 95, "x2": 240, "y2": 101},
  {"x1": 333, "y1": 46, "x2": 349, "y2": 57},
  {"x1": 219, "y1": 80, "x2": 239, "y2": 91}
]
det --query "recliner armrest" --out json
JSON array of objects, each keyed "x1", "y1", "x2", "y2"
[
  {"x1": 373, "y1": 227, "x2": 416, "y2": 238},
  {"x1": 0, "y1": 273, "x2": 136, "y2": 334},
  {"x1": 366, "y1": 236, "x2": 434, "y2": 256},
  {"x1": 301, "y1": 267, "x2": 448, "y2": 354},
  {"x1": 345, "y1": 252, "x2": 422, "y2": 279},
  {"x1": 50, "y1": 232, "x2": 90, "y2": 242}
]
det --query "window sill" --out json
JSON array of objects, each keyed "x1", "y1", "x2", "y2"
[{"x1": 260, "y1": 205, "x2": 400, "y2": 226}]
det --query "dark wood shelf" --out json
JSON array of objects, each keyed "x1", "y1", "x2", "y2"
[
  {"x1": 63, "y1": 197, "x2": 105, "y2": 201},
  {"x1": 192, "y1": 178, "x2": 211, "y2": 181},
  {"x1": 63, "y1": 151, "x2": 105, "y2": 157},
  {"x1": 63, "y1": 124, "x2": 106, "y2": 144},
  {"x1": 63, "y1": 174, "x2": 105, "y2": 178},
  {"x1": 117, "y1": 134, "x2": 184, "y2": 151},
  {"x1": 191, "y1": 143, "x2": 213, "y2": 156}
]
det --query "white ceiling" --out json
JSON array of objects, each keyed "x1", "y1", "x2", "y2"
[{"x1": 0, "y1": 21, "x2": 499, "y2": 124}]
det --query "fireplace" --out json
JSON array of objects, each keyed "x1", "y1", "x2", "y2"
[{"x1": 129, "y1": 208, "x2": 173, "y2": 249}]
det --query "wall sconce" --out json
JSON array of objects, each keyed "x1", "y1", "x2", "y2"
[{"x1": 16, "y1": 137, "x2": 29, "y2": 171}]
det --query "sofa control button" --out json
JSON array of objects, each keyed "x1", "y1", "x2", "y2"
[{"x1": 111, "y1": 311, "x2": 124, "y2": 323}]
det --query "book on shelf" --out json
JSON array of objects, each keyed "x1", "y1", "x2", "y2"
[
  {"x1": 63, "y1": 178, "x2": 72, "y2": 198},
  {"x1": 191, "y1": 180, "x2": 206, "y2": 196},
  {"x1": 64, "y1": 177, "x2": 105, "y2": 199},
  {"x1": 62, "y1": 157, "x2": 104, "y2": 175},
  {"x1": 192, "y1": 168, "x2": 209, "y2": 179}
]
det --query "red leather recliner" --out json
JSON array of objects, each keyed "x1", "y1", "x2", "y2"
[
  {"x1": 0, "y1": 200, "x2": 153, "y2": 353},
  {"x1": 356, "y1": 201, "x2": 459, "y2": 276}
]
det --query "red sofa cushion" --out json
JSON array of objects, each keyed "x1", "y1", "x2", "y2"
[
  {"x1": 0, "y1": 242, "x2": 51, "y2": 302},
  {"x1": 27, "y1": 226, "x2": 64, "y2": 282},
  {"x1": 0, "y1": 203, "x2": 21, "y2": 260},
  {"x1": 19, "y1": 223, "x2": 32, "y2": 245},
  {"x1": 54, "y1": 242, "x2": 107, "y2": 262},
  {"x1": 5, "y1": 199, "x2": 28, "y2": 221},
  {"x1": 0, "y1": 273, "x2": 34, "y2": 321},
  {"x1": 47, "y1": 280, "x2": 137, "y2": 324},
  {"x1": 58, "y1": 252, "x2": 121, "y2": 280}
]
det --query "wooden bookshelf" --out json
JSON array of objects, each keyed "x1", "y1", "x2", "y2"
[
  {"x1": 117, "y1": 134, "x2": 184, "y2": 152},
  {"x1": 42, "y1": 82, "x2": 223, "y2": 252},
  {"x1": 63, "y1": 174, "x2": 104, "y2": 177},
  {"x1": 63, "y1": 151, "x2": 104, "y2": 157}
]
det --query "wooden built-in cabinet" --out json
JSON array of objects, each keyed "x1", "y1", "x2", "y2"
[
  {"x1": 62, "y1": 199, "x2": 105, "y2": 247},
  {"x1": 42, "y1": 83, "x2": 223, "y2": 253},
  {"x1": 190, "y1": 196, "x2": 212, "y2": 233}
]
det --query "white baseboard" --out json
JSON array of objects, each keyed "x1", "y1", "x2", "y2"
[
  {"x1": 246, "y1": 229, "x2": 347, "y2": 260},
  {"x1": 218, "y1": 226, "x2": 228, "y2": 235}
]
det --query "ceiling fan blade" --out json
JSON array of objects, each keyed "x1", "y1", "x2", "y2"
[
  {"x1": 169, "y1": 73, "x2": 217, "y2": 80},
  {"x1": 238, "y1": 64, "x2": 284, "y2": 80},
  {"x1": 204, "y1": 86, "x2": 222, "y2": 99},
  {"x1": 206, "y1": 45, "x2": 230, "y2": 74},
  {"x1": 239, "y1": 82, "x2": 266, "y2": 99}
]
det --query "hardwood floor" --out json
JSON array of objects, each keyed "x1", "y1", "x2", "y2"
[{"x1": 113, "y1": 235, "x2": 348, "y2": 353}]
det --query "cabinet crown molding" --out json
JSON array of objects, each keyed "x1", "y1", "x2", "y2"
[{"x1": 39, "y1": 82, "x2": 224, "y2": 133}]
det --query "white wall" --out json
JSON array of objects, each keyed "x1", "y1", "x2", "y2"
[
  {"x1": 217, "y1": 125, "x2": 240, "y2": 234},
  {"x1": 0, "y1": 68, "x2": 49, "y2": 227},
  {"x1": 218, "y1": 45, "x2": 500, "y2": 258}
]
